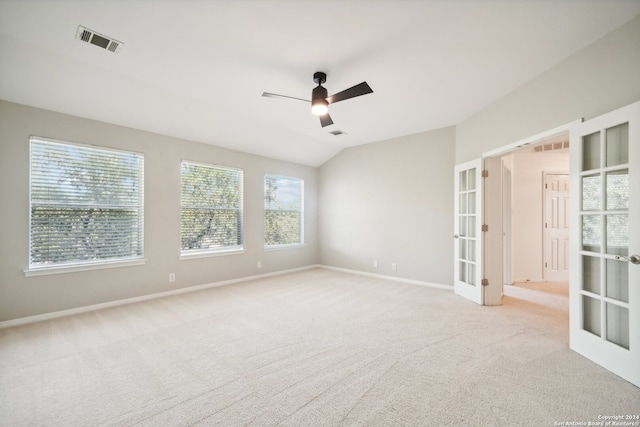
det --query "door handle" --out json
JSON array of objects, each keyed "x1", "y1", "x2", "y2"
[
  {"x1": 454, "y1": 234, "x2": 459, "y2": 239},
  {"x1": 615, "y1": 254, "x2": 640, "y2": 265}
]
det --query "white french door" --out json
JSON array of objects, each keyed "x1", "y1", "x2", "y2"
[
  {"x1": 454, "y1": 159, "x2": 483, "y2": 304},
  {"x1": 569, "y1": 101, "x2": 640, "y2": 387}
]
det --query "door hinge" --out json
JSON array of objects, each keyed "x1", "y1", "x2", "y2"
[
  {"x1": 481, "y1": 278, "x2": 489, "y2": 286},
  {"x1": 481, "y1": 169, "x2": 489, "y2": 178},
  {"x1": 482, "y1": 224, "x2": 489, "y2": 232}
]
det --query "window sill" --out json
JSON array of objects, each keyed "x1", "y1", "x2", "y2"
[
  {"x1": 264, "y1": 243, "x2": 306, "y2": 251},
  {"x1": 180, "y1": 248, "x2": 244, "y2": 260},
  {"x1": 24, "y1": 258, "x2": 147, "y2": 277}
]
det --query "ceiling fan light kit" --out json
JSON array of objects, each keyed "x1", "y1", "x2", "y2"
[
  {"x1": 263, "y1": 71, "x2": 373, "y2": 128},
  {"x1": 311, "y1": 98, "x2": 328, "y2": 116},
  {"x1": 311, "y1": 72, "x2": 329, "y2": 115}
]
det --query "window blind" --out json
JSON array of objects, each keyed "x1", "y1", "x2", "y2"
[
  {"x1": 29, "y1": 137, "x2": 144, "y2": 268},
  {"x1": 264, "y1": 174, "x2": 304, "y2": 246},
  {"x1": 181, "y1": 161, "x2": 243, "y2": 254}
]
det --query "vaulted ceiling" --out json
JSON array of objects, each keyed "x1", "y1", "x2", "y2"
[{"x1": 1, "y1": 1, "x2": 639, "y2": 166}]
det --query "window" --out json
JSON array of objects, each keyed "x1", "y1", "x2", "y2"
[
  {"x1": 264, "y1": 174, "x2": 304, "y2": 246},
  {"x1": 181, "y1": 161, "x2": 243, "y2": 256},
  {"x1": 29, "y1": 137, "x2": 144, "y2": 270}
]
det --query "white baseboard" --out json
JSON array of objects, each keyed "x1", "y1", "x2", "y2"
[
  {"x1": 318, "y1": 265, "x2": 453, "y2": 291},
  {"x1": 0, "y1": 265, "x2": 320, "y2": 329},
  {"x1": 512, "y1": 278, "x2": 546, "y2": 284}
]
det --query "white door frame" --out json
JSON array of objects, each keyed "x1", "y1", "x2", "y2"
[
  {"x1": 483, "y1": 155, "x2": 504, "y2": 305},
  {"x1": 481, "y1": 121, "x2": 579, "y2": 303},
  {"x1": 502, "y1": 163, "x2": 513, "y2": 286}
]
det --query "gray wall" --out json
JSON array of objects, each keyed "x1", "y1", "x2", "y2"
[
  {"x1": 456, "y1": 14, "x2": 640, "y2": 163},
  {"x1": 2, "y1": 15, "x2": 639, "y2": 322},
  {"x1": 318, "y1": 127, "x2": 455, "y2": 286},
  {"x1": 0, "y1": 100, "x2": 317, "y2": 321}
]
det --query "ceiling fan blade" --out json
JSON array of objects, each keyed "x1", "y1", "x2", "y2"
[
  {"x1": 319, "y1": 113, "x2": 334, "y2": 127},
  {"x1": 262, "y1": 92, "x2": 310, "y2": 103},
  {"x1": 327, "y1": 82, "x2": 373, "y2": 104}
]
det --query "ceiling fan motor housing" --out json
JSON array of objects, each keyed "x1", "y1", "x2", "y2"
[{"x1": 312, "y1": 85, "x2": 328, "y2": 101}]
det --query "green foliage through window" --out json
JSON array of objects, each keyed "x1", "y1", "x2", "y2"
[
  {"x1": 264, "y1": 174, "x2": 303, "y2": 246},
  {"x1": 29, "y1": 137, "x2": 144, "y2": 268},
  {"x1": 181, "y1": 162, "x2": 243, "y2": 254}
]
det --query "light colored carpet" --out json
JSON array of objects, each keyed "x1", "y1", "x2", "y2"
[{"x1": 0, "y1": 269, "x2": 638, "y2": 426}]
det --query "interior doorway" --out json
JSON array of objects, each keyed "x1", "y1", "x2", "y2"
[{"x1": 484, "y1": 129, "x2": 570, "y2": 305}]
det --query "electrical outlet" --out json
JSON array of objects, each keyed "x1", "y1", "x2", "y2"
[
  {"x1": 169, "y1": 273, "x2": 175, "y2": 282},
  {"x1": 391, "y1": 263, "x2": 397, "y2": 271},
  {"x1": 373, "y1": 260, "x2": 378, "y2": 268},
  {"x1": 257, "y1": 261, "x2": 262, "y2": 269}
]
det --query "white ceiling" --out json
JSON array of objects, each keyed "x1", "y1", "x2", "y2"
[{"x1": 1, "y1": 1, "x2": 639, "y2": 166}]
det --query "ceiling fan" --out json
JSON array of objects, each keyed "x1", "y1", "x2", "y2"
[{"x1": 262, "y1": 72, "x2": 373, "y2": 128}]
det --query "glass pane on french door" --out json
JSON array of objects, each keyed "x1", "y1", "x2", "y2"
[
  {"x1": 458, "y1": 167, "x2": 477, "y2": 286},
  {"x1": 579, "y1": 123, "x2": 630, "y2": 349}
]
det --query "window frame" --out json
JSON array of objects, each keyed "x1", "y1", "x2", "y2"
[
  {"x1": 180, "y1": 160, "x2": 244, "y2": 259},
  {"x1": 26, "y1": 136, "x2": 145, "y2": 276},
  {"x1": 264, "y1": 173, "x2": 305, "y2": 249}
]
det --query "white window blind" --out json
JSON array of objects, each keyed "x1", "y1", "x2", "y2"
[
  {"x1": 29, "y1": 137, "x2": 144, "y2": 269},
  {"x1": 264, "y1": 174, "x2": 304, "y2": 246},
  {"x1": 181, "y1": 161, "x2": 243, "y2": 255}
]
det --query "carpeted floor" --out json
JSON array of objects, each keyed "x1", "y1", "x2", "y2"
[{"x1": 0, "y1": 268, "x2": 638, "y2": 426}]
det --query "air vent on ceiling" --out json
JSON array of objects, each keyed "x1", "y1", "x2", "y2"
[
  {"x1": 533, "y1": 141, "x2": 569, "y2": 152},
  {"x1": 329, "y1": 130, "x2": 347, "y2": 136},
  {"x1": 75, "y1": 26, "x2": 123, "y2": 54}
]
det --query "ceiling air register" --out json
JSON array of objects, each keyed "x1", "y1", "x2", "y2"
[{"x1": 75, "y1": 26, "x2": 123, "y2": 54}]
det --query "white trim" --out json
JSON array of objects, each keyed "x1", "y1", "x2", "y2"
[
  {"x1": 319, "y1": 265, "x2": 453, "y2": 291},
  {"x1": 264, "y1": 243, "x2": 306, "y2": 251},
  {"x1": 179, "y1": 248, "x2": 244, "y2": 260},
  {"x1": 24, "y1": 258, "x2": 147, "y2": 277},
  {"x1": 3, "y1": 265, "x2": 320, "y2": 329},
  {"x1": 511, "y1": 278, "x2": 546, "y2": 284},
  {"x1": 30, "y1": 135, "x2": 144, "y2": 157},
  {"x1": 482, "y1": 120, "x2": 580, "y2": 158},
  {"x1": 181, "y1": 159, "x2": 243, "y2": 174}
]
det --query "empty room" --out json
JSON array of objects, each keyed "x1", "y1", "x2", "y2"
[{"x1": 1, "y1": 1, "x2": 640, "y2": 425}]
